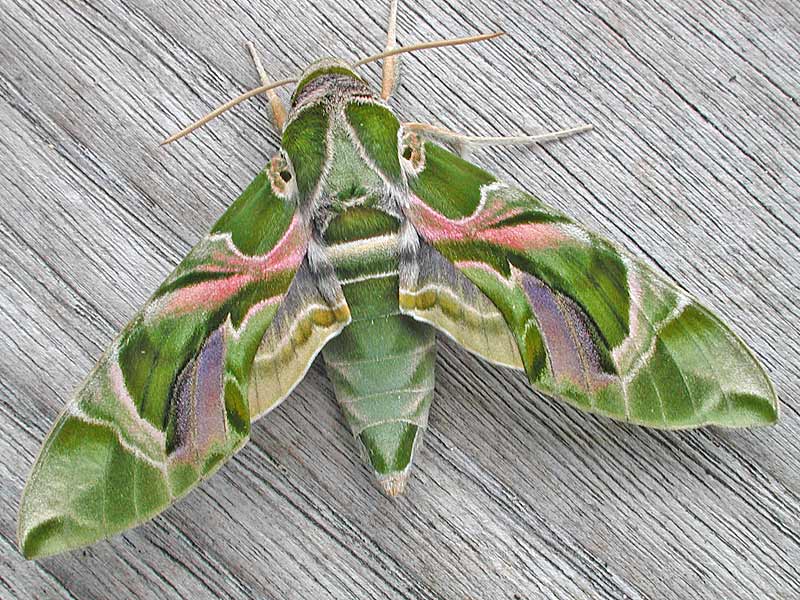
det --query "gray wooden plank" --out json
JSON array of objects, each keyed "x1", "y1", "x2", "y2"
[{"x1": 1, "y1": 0, "x2": 798, "y2": 598}]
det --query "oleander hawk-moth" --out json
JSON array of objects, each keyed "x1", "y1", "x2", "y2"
[{"x1": 18, "y1": 3, "x2": 778, "y2": 560}]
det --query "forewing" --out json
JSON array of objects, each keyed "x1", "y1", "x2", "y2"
[
  {"x1": 17, "y1": 171, "x2": 341, "y2": 559},
  {"x1": 402, "y1": 141, "x2": 778, "y2": 428}
]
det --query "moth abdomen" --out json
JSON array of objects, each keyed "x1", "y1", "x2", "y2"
[
  {"x1": 321, "y1": 206, "x2": 435, "y2": 496},
  {"x1": 322, "y1": 310, "x2": 435, "y2": 497}
]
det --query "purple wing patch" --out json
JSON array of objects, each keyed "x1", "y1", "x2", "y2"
[
  {"x1": 519, "y1": 271, "x2": 614, "y2": 392},
  {"x1": 170, "y1": 326, "x2": 228, "y2": 462}
]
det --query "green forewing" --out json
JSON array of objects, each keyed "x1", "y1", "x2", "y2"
[
  {"x1": 403, "y1": 142, "x2": 778, "y2": 428},
  {"x1": 411, "y1": 142, "x2": 495, "y2": 219},
  {"x1": 17, "y1": 169, "x2": 346, "y2": 559},
  {"x1": 211, "y1": 171, "x2": 296, "y2": 255}
]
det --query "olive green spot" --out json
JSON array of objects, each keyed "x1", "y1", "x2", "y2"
[
  {"x1": 311, "y1": 306, "x2": 336, "y2": 327},
  {"x1": 410, "y1": 142, "x2": 495, "y2": 218},
  {"x1": 21, "y1": 517, "x2": 69, "y2": 560},
  {"x1": 324, "y1": 206, "x2": 399, "y2": 244},
  {"x1": 211, "y1": 171, "x2": 295, "y2": 256},
  {"x1": 416, "y1": 289, "x2": 437, "y2": 310}
]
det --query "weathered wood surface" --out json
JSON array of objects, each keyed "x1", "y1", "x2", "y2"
[{"x1": 1, "y1": 0, "x2": 798, "y2": 597}]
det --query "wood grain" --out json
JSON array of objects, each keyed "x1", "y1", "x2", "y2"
[{"x1": 2, "y1": 1, "x2": 798, "y2": 598}]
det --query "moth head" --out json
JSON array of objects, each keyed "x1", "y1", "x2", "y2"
[
  {"x1": 161, "y1": 32, "x2": 504, "y2": 147},
  {"x1": 290, "y1": 58, "x2": 370, "y2": 108}
]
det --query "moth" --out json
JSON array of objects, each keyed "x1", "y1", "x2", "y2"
[{"x1": 18, "y1": 0, "x2": 778, "y2": 560}]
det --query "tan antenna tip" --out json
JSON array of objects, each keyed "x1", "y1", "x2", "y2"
[
  {"x1": 161, "y1": 77, "x2": 297, "y2": 146},
  {"x1": 352, "y1": 31, "x2": 506, "y2": 68}
]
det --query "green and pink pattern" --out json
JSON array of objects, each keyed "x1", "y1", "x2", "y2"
[
  {"x1": 404, "y1": 144, "x2": 777, "y2": 428},
  {"x1": 18, "y1": 56, "x2": 778, "y2": 561},
  {"x1": 17, "y1": 171, "x2": 347, "y2": 559}
]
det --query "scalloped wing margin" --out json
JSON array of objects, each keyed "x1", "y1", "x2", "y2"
[{"x1": 402, "y1": 141, "x2": 778, "y2": 429}]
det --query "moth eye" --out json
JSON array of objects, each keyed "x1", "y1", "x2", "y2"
[
  {"x1": 279, "y1": 170, "x2": 292, "y2": 182},
  {"x1": 402, "y1": 146, "x2": 413, "y2": 160}
]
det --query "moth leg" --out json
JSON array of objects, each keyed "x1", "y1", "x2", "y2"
[
  {"x1": 245, "y1": 41, "x2": 288, "y2": 132},
  {"x1": 380, "y1": 0, "x2": 400, "y2": 99},
  {"x1": 402, "y1": 121, "x2": 593, "y2": 157}
]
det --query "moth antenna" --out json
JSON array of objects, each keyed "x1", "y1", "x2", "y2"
[
  {"x1": 245, "y1": 41, "x2": 289, "y2": 132},
  {"x1": 352, "y1": 31, "x2": 504, "y2": 68},
  {"x1": 162, "y1": 31, "x2": 502, "y2": 146},
  {"x1": 161, "y1": 77, "x2": 297, "y2": 146},
  {"x1": 403, "y1": 122, "x2": 594, "y2": 156},
  {"x1": 380, "y1": 0, "x2": 400, "y2": 100}
]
